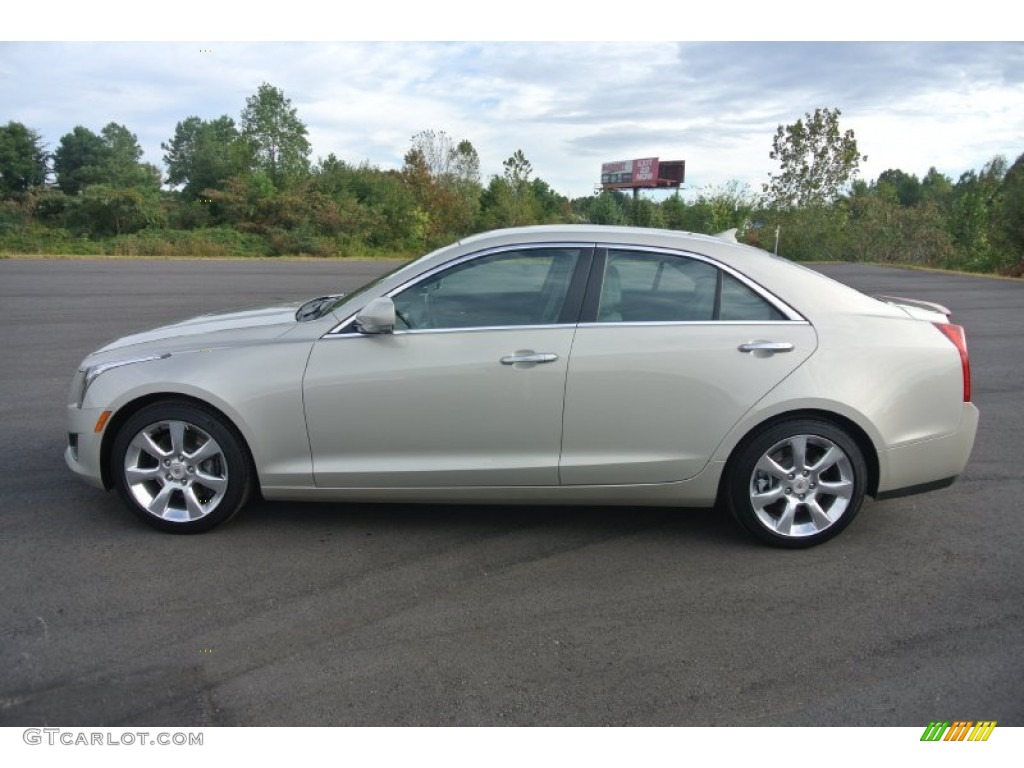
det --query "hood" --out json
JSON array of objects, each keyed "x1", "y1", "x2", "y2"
[{"x1": 91, "y1": 302, "x2": 305, "y2": 358}]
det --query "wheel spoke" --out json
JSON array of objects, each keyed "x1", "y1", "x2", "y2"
[
  {"x1": 755, "y1": 454, "x2": 790, "y2": 482},
  {"x1": 147, "y1": 484, "x2": 175, "y2": 517},
  {"x1": 187, "y1": 438, "x2": 221, "y2": 464},
  {"x1": 807, "y1": 498, "x2": 833, "y2": 531},
  {"x1": 773, "y1": 500, "x2": 797, "y2": 536},
  {"x1": 751, "y1": 485, "x2": 785, "y2": 508},
  {"x1": 818, "y1": 479, "x2": 853, "y2": 499},
  {"x1": 168, "y1": 421, "x2": 186, "y2": 456},
  {"x1": 125, "y1": 465, "x2": 163, "y2": 485},
  {"x1": 132, "y1": 431, "x2": 169, "y2": 460},
  {"x1": 194, "y1": 471, "x2": 227, "y2": 494},
  {"x1": 790, "y1": 436, "x2": 808, "y2": 473},
  {"x1": 809, "y1": 445, "x2": 843, "y2": 474},
  {"x1": 183, "y1": 487, "x2": 205, "y2": 519}
]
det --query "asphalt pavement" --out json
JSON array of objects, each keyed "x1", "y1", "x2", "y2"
[{"x1": 0, "y1": 257, "x2": 1021, "y2": 726}]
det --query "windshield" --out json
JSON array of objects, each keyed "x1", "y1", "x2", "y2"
[
  {"x1": 324, "y1": 240, "x2": 468, "y2": 318},
  {"x1": 325, "y1": 260, "x2": 416, "y2": 315}
]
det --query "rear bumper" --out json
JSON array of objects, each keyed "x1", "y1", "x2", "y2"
[{"x1": 876, "y1": 403, "x2": 979, "y2": 497}]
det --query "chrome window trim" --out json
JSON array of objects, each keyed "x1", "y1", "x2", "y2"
[
  {"x1": 323, "y1": 323, "x2": 580, "y2": 340},
  {"x1": 326, "y1": 241, "x2": 596, "y2": 336},
  {"x1": 325, "y1": 240, "x2": 806, "y2": 337},
  {"x1": 577, "y1": 320, "x2": 812, "y2": 328},
  {"x1": 598, "y1": 243, "x2": 806, "y2": 322}
]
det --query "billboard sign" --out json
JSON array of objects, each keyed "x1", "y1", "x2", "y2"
[{"x1": 601, "y1": 157, "x2": 660, "y2": 187}]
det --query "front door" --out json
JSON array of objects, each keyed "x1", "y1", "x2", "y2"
[{"x1": 303, "y1": 246, "x2": 589, "y2": 488}]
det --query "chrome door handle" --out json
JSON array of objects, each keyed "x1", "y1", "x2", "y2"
[
  {"x1": 500, "y1": 352, "x2": 559, "y2": 365},
  {"x1": 738, "y1": 341, "x2": 794, "y2": 354}
]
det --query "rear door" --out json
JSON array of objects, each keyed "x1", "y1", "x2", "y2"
[{"x1": 559, "y1": 247, "x2": 816, "y2": 485}]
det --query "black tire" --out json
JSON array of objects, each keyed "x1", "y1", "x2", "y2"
[
  {"x1": 725, "y1": 419, "x2": 867, "y2": 548},
  {"x1": 110, "y1": 400, "x2": 252, "y2": 533}
]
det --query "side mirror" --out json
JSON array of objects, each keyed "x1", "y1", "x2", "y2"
[{"x1": 355, "y1": 297, "x2": 396, "y2": 335}]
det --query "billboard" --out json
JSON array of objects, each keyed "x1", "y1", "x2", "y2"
[
  {"x1": 601, "y1": 158, "x2": 660, "y2": 187},
  {"x1": 600, "y1": 158, "x2": 685, "y2": 189}
]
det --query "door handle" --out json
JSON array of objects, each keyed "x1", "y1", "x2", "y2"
[
  {"x1": 500, "y1": 352, "x2": 559, "y2": 365},
  {"x1": 738, "y1": 341, "x2": 794, "y2": 354}
]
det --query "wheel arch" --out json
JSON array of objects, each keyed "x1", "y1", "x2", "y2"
[
  {"x1": 716, "y1": 408, "x2": 880, "y2": 506},
  {"x1": 99, "y1": 393, "x2": 258, "y2": 492}
]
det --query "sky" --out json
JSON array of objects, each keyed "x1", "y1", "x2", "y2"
[{"x1": 3, "y1": 7, "x2": 1022, "y2": 201}]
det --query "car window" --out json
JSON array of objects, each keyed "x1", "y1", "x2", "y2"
[
  {"x1": 719, "y1": 272, "x2": 786, "y2": 321},
  {"x1": 392, "y1": 248, "x2": 582, "y2": 330},
  {"x1": 598, "y1": 250, "x2": 786, "y2": 323},
  {"x1": 600, "y1": 250, "x2": 718, "y2": 322}
]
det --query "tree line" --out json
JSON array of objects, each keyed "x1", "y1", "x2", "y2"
[{"x1": 0, "y1": 88, "x2": 1021, "y2": 275}]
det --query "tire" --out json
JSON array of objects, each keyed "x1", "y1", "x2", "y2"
[
  {"x1": 725, "y1": 419, "x2": 867, "y2": 548},
  {"x1": 110, "y1": 400, "x2": 252, "y2": 533}
]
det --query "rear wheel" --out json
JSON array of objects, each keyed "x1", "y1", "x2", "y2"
[
  {"x1": 111, "y1": 400, "x2": 252, "y2": 533},
  {"x1": 725, "y1": 419, "x2": 867, "y2": 548}
]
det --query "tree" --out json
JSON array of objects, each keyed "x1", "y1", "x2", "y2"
[
  {"x1": 451, "y1": 139, "x2": 481, "y2": 186},
  {"x1": 99, "y1": 123, "x2": 160, "y2": 189},
  {"x1": 920, "y1": 167, "x2": 953, "y2": 205},
  {"x1": 996, "y1": 151, "x2": 1024, "y2": 271},
  {"x1": 947, "y1": 156, "x2": 1007, "y2": 271},
  {"x1": 0, "y1": 122, "x2": 48, "y2": 197},
  {"x1": 53, "y1": 123, "x2": 158, "y2": 194},
  {"x1": 240, "y1": 83, "x2": 311, "y2": 188},
  {"x1": 74, "y1": 184, "x2": 165, "y2": 235},
  {"x1": 407, "y1": 130, "x2": 481, "y2": 187},
  {"x1": 53, "y1": 126, "x2": 108, "y2": 195},
  {"x1": 162, "y1": 115, "x2": 249, "y2": 199},
  {"x1": 479, "y1": 150, "x2": 539, "y2": 228},
  {"x1": 875, "y1": 168, "x2": 921, "y2": 207},
  {"x1": 400, "y1": 131, "x2": 483, "y2": 242},
  {"x1": 765, "y1": 107, "x2": 866, "y2": 209}
]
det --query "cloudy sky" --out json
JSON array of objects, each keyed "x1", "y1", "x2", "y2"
[{"x1": 3, "y1": 22, "x2": 1022, "y2": 200}]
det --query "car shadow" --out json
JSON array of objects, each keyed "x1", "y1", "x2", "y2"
[{"x1": 232, "y1": 497, "x2": 750, "y2": 549}]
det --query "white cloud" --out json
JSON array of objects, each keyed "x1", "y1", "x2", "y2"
[{"x1": 1, "y1": 41, "x2": 1021, "y2": 199}]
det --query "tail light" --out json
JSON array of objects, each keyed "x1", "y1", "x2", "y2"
[{"x1": 935, "y1": 323, "x2": 971, "y2": 402}]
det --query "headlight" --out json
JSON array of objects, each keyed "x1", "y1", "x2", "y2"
[{"x1": 73, "y1": 353, "x2": 170, "y2": 408}]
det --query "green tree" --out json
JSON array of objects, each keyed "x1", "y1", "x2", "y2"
[
  {"x1": 0, "y1": 122, "x2": 48, "y2": 197},
  {"x1": 947, "y1": 156, "x2": 1007, "y2": 271},
  {"x1": 162, "y1": 115, "x2": 249, "y2": 199},
  {"x1": 99, "y1": 123, "x2": 160, "y2": 189},
  {"x1": 73, "y1": 184, "x2": 165, "y2": 235},
  {"x1": 996, "y1": 151, "x2": 1024, "y2": 272},
  {"x1": 875, "y1": 168, "x2": 921, "y2": 207},
  {"x1": 403, "y1": 131, "x2": 482, "y2": 241},
  {"x1": 53, "y1": 126, "x2": 108, "y2": 195},
  {"x1": 479, "y1": 150, "x2": 539, "y2": 228},
  {"x1": 53, "y1": 123, "x2": 158, "y2": 194},
  {"x1": 240, "y1": 83, "x2": 311, "y2": 188},
  {"x1": 920, "y1": 167, "x2": 953, "y2": 205},
  {"x1": 765, "y1": 107, "x2": 866, "y2": 209}
]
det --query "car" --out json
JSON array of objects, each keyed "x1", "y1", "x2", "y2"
[{"x1": 65, "y1": 225, "x2": 979, "y2": 547}]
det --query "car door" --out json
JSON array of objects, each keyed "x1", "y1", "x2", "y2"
[
  {"x1": 559, "y1": 247, "x2": 817, "y2": 485},
  {"x1": 303, "y1": 245, "x2": 591, "y2": 488}
]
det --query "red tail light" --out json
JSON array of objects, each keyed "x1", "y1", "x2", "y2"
[{"x1": 935, "y1": 323, "x2": 971, "y2": 402}]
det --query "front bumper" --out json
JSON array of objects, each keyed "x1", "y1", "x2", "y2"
[{"x1": 65, "y1": 404, "x2": 110, "y2": 490}]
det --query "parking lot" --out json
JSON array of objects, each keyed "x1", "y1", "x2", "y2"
[{"x1": 0, "y1": 257, "x2": 1021, "y2": 726}]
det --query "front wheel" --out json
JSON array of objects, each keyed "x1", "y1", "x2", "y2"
[
  {"x1": 110, "y1": 400, "x2": 252, "y2": 533},
  {"x1": 725, "y1": 419, "x2": 867, "y2": 548}
]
